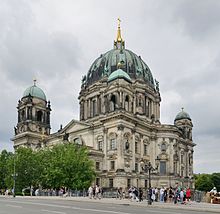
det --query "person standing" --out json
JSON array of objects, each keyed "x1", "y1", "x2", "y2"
[
  {"x1": 186, "y1": 187, "x2": 191, "y2": 203},
  {"x1": 88, "y1": 186, "x2": 93, "y2": 199},
  {"x1": 160, "y1": 187, "x2": 164, "y2": 202}
]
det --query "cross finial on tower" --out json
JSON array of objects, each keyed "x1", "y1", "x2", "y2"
[
  {"x1": 114, "y1": 18, "x2": 125, "y2": 49},
  {"x1": 116, "y1": 17, "x2": 122, "y2": 42},
  {"x1": 117, "y1": 17, "x2": 121, "y2": 28},
  {"x1": 33, "y1": 78, "x2": 37, "y2": 86}
]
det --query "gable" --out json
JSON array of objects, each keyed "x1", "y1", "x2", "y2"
[{"x1": 61, "y1": 119, "x2": 91, "y2": 134}]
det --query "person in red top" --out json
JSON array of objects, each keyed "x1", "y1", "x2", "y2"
[{"x1": 186, "y1": 187, "x2": 191, "y2": 202}]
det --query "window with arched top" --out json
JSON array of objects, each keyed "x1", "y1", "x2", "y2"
[
  {"x1": 74, "y1": 138, "x2": 82, "y2": 145},
  {"x1": 137, "y1": 95, "x2": 143, "y2": 107},
  {"x1": 125, "y1": 95, "x2": 129, "y2": 111},
  {"x1": 97, "y1": 135, "x2": 103, "y2": 151},
  {"x1": 161, "y1": 142, "x2": 167, "y2": 152},
  {"x1": 92, "y1": 100, "x2": 96, "y2": 116},
  {"x1": 110, "y1": 95, "x2": 117, "y2": 111},
  {"x1": 109, "y1": 133, "x2": 117, "y2": 150},
  {"x1": 37, "y1": 111, "x2": 43, "y2": 122},
  {"x1": 21, "y1": 110, "x2": 25, "y2": 121}
]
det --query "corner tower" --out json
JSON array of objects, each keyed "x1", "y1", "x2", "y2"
[{"x1": 12, "y1": 80, "x2": 51, "y2": 149}]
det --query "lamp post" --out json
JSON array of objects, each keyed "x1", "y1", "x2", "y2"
[
  {"x1": 12, "y1": 153, "x2": 18, "y2": 197},
  {"x1": 140, "y1": 159, "x2": 159, "y2": 205}
]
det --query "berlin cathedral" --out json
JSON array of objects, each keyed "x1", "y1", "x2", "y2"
[{"x1": 12, "y1": 20, "x2": 195, "y2": 190}]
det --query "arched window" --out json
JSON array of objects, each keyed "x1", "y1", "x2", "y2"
[
  {"x1": 110, "y1": 139, "x2": 116, "y2": 150},
  {"x1": 110, "y1": 95, "x2": 117, "y2": 111},
  {"x1": 27, "y1": 107, "x2": 32, "y2": 120},
  {"x1": 74, "y1": 138, "x2": 82, "y2": 145},
  {"x1": 161, "y1": 142, "x2": 167, "y2": 152},
  {"x1": 125, "y1": 95, "x2": 129, "y2": 111},
  {"x1": 37, "y1": 111, "x2": 43, "y2": 122},
  {"x1": 138, "y1": 95, "x2": 143, "y2": 107},
  {"x1": 21, "y1": 110, "x2": 25, "y2": 121},
  {"x1": 92, "y1": 100, "x2": 96, "y2": 117}
]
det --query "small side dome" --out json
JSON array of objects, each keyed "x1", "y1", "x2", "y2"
[
  {"x1": 175, "y1": 108, "x2": 191, "y2": 122},
  {"x1": 108, "y1": 68, "x2": 131, "y2": 83},
  {"x1": 23, "y1": 82, "x2": 46, "y2": 101}
]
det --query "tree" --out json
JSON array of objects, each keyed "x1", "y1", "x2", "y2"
[
  {"x1": 195, "y1": 174, "x2": 214, "y2": 192},
  {"x1": 211, "y1": 173, "x2": 220, "y2": 192},
  {"x1": 13, "y1": 147, "x2": 41, "y2": 193},
  {"x1": 0, "y1": 150, "x2": 13, "y2": 190},
  {"x1": 41, "y1": 143, "x2": 96, "y2": 190}
]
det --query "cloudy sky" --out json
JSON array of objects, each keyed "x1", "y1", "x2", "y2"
[{"x1": 0, "y1": 0, "x2": 220, "y2": 174}]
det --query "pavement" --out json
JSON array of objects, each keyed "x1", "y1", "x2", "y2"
[{"x1": 2, "y1": 195, "x2": 219, "y2": 213}]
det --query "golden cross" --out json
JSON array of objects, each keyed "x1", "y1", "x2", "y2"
[{"x1": 118, "y1": 18, "x2": 121, "y2": 27}]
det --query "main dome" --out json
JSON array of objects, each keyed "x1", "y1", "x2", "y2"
[{"x1": 84, "y1": 21, "x2": 155, "y2": 88}]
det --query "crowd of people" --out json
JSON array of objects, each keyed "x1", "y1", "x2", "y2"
[
  {"x1": 88, "y1": 185, "x2": 103, "y2": 199},
  {"x1": 92, "y1": 185, "x2": 192, "y2": 204}
]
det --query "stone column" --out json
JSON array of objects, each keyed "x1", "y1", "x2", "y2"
[
  {"x1": 103, "y1": 128, "x2": 108, "y2": 171},
  {"x1": 117, "y1": 125, "x2": 124, "y2": 169},
  {"x1": 84, "y1": 100, "x2": 87, "y2": 119},
  {"x1": 133, "y1": 95, "x2": 136, "y2": 114},
  {"x1": 131, "y1": 128, "x2": 136, "y2": 171}
]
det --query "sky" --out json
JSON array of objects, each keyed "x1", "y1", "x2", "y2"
[{"x1": 0, "y1": 0, "x2": 220, "y2": 174}]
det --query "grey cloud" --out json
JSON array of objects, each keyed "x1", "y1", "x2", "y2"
[{"x1": 172, "y1": 0, "x2": 220, "y2": 40}]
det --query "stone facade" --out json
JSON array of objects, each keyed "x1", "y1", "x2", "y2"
[{"x1": 12, "y1": 22, "x2": 195, "y2": 190}]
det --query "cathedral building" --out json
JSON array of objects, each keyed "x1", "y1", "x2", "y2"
[{"x1": 12, "y1": 21, "x2": 195, "y2": 189}]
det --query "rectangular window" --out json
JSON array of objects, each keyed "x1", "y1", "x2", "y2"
[
  {"x1": 109, "y1": 178, "x2": 113, "y2": 188},
  {"x1": 135, "y1": 162, "x2": 138, "y2": 172},
  {"x1": 96, "y1": 177, "x2": 100, "y2": 186},
  {"x1": 96, "y1": 162, "x2": 100, "y2": 171},
  {"x1": 160, "y1": 161, "x2": 166, "y2": 175},
  {"x1": 144, "y1": 144, "x2": 147, "y2": 155},
  {"x1": 92, "y1": 100, "x2": 96, "y2": 116},
  {"x1": 144, "y1": 179, "x2": 148, "y2": 188},
  {"x1": 135, "y1": 142, "x2": 138, "y2": 153},
  {"x1": 110, "y1": 139, "x2": 116, "y2": 150},
  {"x1": 98, "y1": 141, "x2": 103, "y2": 151},
  {"x1": 110, "y1": 161, "x2": 115, "y2": 170},
  {"x1": 127, "y1": 179, "x2": 131, "y2": 188},
  {"x1": 173, "y1": 162, "x2": 177, "y2": 175}
]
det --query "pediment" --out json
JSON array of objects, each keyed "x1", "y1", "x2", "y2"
[{"x1": 60, "y1": 119, "x2": 91, "y2": 134}]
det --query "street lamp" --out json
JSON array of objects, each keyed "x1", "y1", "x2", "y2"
[
  {"x1": 140, "y1": 159, "x2": 159, "y2": 205},
  {"x1": 12, "y1": 153, "x2": 18, "y2": 197}
]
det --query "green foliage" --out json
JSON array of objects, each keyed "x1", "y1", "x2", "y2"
[
  {"x1": 195, "y1": 174, "x2": 214, "y2": 192},
  {"x1": 14, "y1": 147, "x2": 41, "y2": 192},
  {"x1": 42, "y1": 143, "x2": 96, "y2": 190},
  {"x1": 0, "y1": 142, "x2": 96, "y2": 192},
  {"x1": 211, "y1": 173, "x2": 220, "y2": 191},
  {"x1": 0, "y1": 150, "x2": 13, "y2": 190}
]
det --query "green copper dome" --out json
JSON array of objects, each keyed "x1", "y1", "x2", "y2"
[
  {"x1": 175, "y1": 109, "x2": 191, "y2": 121},
  {"x1": 108, "y1": 68, "x2": 131, "y2": 82},
  {"x1": 23, "y1": 84, "x2": 46, "y2": 101},
  {"x1": 85, "y1": 48, "x2": 155, "y2": 88}
]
